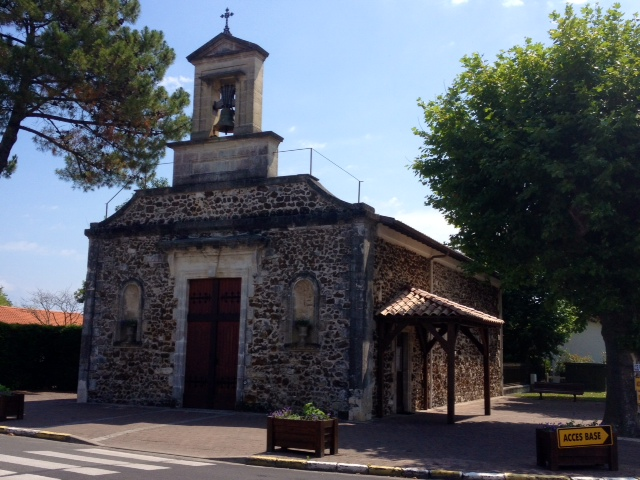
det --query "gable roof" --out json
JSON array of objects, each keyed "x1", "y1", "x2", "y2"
[
  {"x1": 377, "y1": 287, "x2": 503, "y2": 327},
  {"x1": 187, "y1": 32, "x2": 269, "y2": 63},
  {"x1": 0, "y1": 305, "x2": 83, "y2": 326}
]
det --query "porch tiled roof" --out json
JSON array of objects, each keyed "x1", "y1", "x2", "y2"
[
  {"x1": 377, "y1": 287, "x2": 503, "y2": 327},
  {"x1": 0, "y1": 306, "x2": 83, "y2": 326}
]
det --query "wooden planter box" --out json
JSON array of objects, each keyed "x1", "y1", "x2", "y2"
[
  {"x1": 0, "y1": 393, "x2": 25, "y2": 421},
  {"x1": 267, "y1": 417, "x2": 339, "y2": 458},
  {"x1": 536, "y1": 427, "x2": 618, "y2": 471}
]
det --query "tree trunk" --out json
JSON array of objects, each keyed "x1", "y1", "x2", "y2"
[
  {"x1": 600, "y1": 312, "x2": 640, "y2": 437},
  {"x1": 0, "y1": 114, "x2": 22, "y2": 176}
]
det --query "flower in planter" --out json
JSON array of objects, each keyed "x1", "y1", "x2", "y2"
[
  {"x1": 539, "y1": 419, "x2": 601, "y2": 431},
  {"x1": 270, "y1": 402, "x2": 333, "y2": 421}
]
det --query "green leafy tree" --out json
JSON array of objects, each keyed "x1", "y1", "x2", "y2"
[
  {"x1": 0, "y1": 286, "x2": 12, "y2": 306},
  {"x1": 413, "y1": 3, "x2": 640, "y2": 435},
  {"x1": 73, "y1": 281, "x2": 87, "y2": 304},
  {"x1": 0, "y1": 0, "x2": 190, "y2": 190},
  {"x1": 503, "y1": 285, "x2": 584, "y2": 369}
]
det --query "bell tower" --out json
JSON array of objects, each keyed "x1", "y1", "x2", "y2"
[{"x1": 170, "y1": 9, "x2": 283, "y2": 186}]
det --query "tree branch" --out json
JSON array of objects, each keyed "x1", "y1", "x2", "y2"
[
  {"x1": 19, "y1": 124, "x2": 90, "y2": 162},
  {"x1": 0, "y1": 32, "x2": 26, "y2": 45}
]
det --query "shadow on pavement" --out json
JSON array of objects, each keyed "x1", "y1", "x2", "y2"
[{"x1": 3, "y1": 392, "x2": 639, "y2": 476}]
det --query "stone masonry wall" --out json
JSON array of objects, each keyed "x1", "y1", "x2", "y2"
[
  {"x1": 106, "y1": 178, "x2": 341, "y2": 228},
  {"x1": 244, "y1": 225, "x2": 353, "y2": 414},
  {"x1": 373, "y1": 239, "x2": 502, "y2": 414},
  {"x1": 429, "y1": 261, "x2": 503, "y2": 406},
  {"x1": 432, "y1": 262, "x2": 499, "y2": 315},
  {"x1": 373, "y1": 240, "x2": 431, "y2": 415},
  {"x1": 84, "y1": 176, "x2": 366, "y2": 415},
  {"x1": 86, "y1": 234, "x2": 177, "y2": 405}
]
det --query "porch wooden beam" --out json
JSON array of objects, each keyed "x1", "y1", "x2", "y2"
[
  {"x1": 460, "y1": 326, "x2": 484, "y2": 354},
  {"x1": 423, "y1": 327, "x2": 447, "y2": 355},
  {"x1": 381, "y1": 319, "x2": 412, "y2": 351},
  {"x1": 426, "y1": 324, "x2": 448, "y2": 350}
]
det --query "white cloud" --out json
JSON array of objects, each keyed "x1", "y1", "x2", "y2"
[
  {"x1": 0, "y1": 278, "x2": 15, "y2": 292},
  {"x1": 566, "y1": 0, "x2": 588, "y2": 3},
  {"x1": 375, "y1": 196, "x2": 403, "y2": 210},
  {"x1": 368, "y1": 198, "x2": 457, "y2": 244},
  {"x1": 160, "y1": 75, "x2": 193, "y2": 91},
  {"x1": 394, "y1": 209, "x2": 458, "y2": 244},
  {"x1": 0, "y1": 241, "x2": 41, "y2": 253},
  {"x1": 0, "y1": 241, "x2": 81, "y2": 259},
  {"x1": 299, "y1": 141, "x2": 327, "y2": 150},
  {"x1": 40, "y1": 204, "x2": 59, "y2": 211},
  {"x1": 503, "y1": 0, "x2": 524, "y2": 6},
  {"x1": 288, "y1": 126, "x2": 297, "y2": 133},
  {"x1": 451, "y1": 0, "x2": 469, "y2": 5}
]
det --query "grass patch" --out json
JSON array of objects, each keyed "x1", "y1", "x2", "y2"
[{"x1": 516, "y1": 391, "x2": 606, "y2": 402}]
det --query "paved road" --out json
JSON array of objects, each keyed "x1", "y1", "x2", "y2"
[
  {"x1": 2, "y1": 392, "x2": 640, "y2": 477},
  {"x1": 0, "y1": 436, "x2": 382, "y2": 480}
]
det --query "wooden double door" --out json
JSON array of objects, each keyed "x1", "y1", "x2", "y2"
[{"x1": 183, "y1": 278, "x2": 241, "y2": 409}]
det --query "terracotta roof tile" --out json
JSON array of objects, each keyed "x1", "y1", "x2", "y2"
[
  {"x1": 0, "y1": 306, "x2": 83, "y2": 326},
  {"x1": 377, "y1": 288, "x2": 503, "y2": 326}
]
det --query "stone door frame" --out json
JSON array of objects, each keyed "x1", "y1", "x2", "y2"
[{"x1": 168, "y1": 246, "x2": 258, "y2": 407}]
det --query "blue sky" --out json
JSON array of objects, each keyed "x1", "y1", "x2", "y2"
[{"x1": 0, "y1": 0, "x2": 635, "y2": 305}]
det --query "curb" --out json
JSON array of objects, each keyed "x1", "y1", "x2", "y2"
[
  {"x1": 246, "y1": 456, "x2": 640, "y2": 480},
  {"x1": 2, "y1": 427, "x2": 637, "y2": 480},
  {"x1": 0, "y1": 426, "x2": 89, "y2": 444}
]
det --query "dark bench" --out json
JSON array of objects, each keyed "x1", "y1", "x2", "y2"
[{"x1": 531, "y1": 382, "x2": 585, "y2": 401}]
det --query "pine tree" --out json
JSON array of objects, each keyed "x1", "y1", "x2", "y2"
[{"x1": 0, "y1": 0, "x2": 190, "y2": 189}]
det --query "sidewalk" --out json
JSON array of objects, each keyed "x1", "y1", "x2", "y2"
[{"x1": 2, "y1": 392, "x2": 639, "y2": 478}]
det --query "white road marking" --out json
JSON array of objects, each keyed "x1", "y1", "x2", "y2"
[
  {"x1": 0, "y1": 470, "x2": 17, "y2": 476},
  {"x1": 2, "y1": 475, "x2": 60, "y2": 480},
  {"x1": 63, "y1": 466, "x2": 118, "y2": 476},
  {"x1": 0, "y1": 454, "x2": 79, "y2": 469},
  {"x1": 78, "y1": 448, "x2": 214, "y2": 466},
  {"x1": 28, "y1": 451, "x2": 169, "y2": 471},
  {"x1": 0, "y1": 454, "x2": 117, "y2": 476}
]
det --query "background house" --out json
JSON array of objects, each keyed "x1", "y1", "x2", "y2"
[{"x1": 0, "y1": 305, "x2": 83, "y2": 326}]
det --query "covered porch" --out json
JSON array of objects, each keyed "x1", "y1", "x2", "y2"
[{"x1": 376, "y1": 287, "x2": 504, "y2": 424}]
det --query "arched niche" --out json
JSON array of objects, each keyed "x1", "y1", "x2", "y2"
[
  {"x1": 117, "y1": 280, "x2": 143, "y2": 345},
  {"x1": 288, "y1": 275, "x2": 320, "y2": 348}
]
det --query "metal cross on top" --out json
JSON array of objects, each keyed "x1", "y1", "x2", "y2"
[{"x1": 221, "y1": 7, "x2": 234, "y2": 35}]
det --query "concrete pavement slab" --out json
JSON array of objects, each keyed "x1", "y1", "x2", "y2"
[{"x1": 1, "y1": 392, "x2": 639, "y2": 478}]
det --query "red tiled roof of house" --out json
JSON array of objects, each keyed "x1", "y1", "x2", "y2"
[
  {"x1": 377, "y1": 287, "x2": 503, "y2": 326},
  {"x1": 0, "y1": 305, "x2": 83, "y2": 326}
]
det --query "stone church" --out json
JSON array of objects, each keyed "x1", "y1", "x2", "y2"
[{"x1": 77, "y1": 23, "x2": 504, "y2": 422}]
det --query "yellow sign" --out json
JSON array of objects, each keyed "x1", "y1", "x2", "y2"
[
  {"x1": 557, "y1": 426, "x2": 612, "y2": 448},
  {"x1": 636, "y1": 377, "x2": 640, "y2": 391}
]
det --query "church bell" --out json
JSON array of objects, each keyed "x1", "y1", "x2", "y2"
[
  {"x1": 216, "y1": 108, "x2": 235, "y2": 134},
  {"x1": 212, "y1": 83, "x2": 236, "y2": 135}
]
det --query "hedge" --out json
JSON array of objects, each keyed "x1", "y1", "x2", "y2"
[{"x1": 0, "y1": 323, "x2": 82, "y2": 391}]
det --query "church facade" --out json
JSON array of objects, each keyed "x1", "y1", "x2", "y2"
[{"x1": 77, "y1": 27, "x2": 503, "y2": 421}]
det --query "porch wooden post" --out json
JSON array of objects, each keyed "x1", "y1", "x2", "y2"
[
  {"x1": 482, "y1": 327, "x2": 491, "y2": 416},
  {"x1": 447, "y1": 321, "x2": 457, "y2": 424},
  {"x1": 416, "y1": 325, "x2": 430, "y2": 410},
  {"x1": 423, "y1": 350, "x2": 429, "y2": 410}
]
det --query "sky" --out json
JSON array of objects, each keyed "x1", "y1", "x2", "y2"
[{"x1": 0, "y1": 0, "x2": 636, "y2": 305}]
